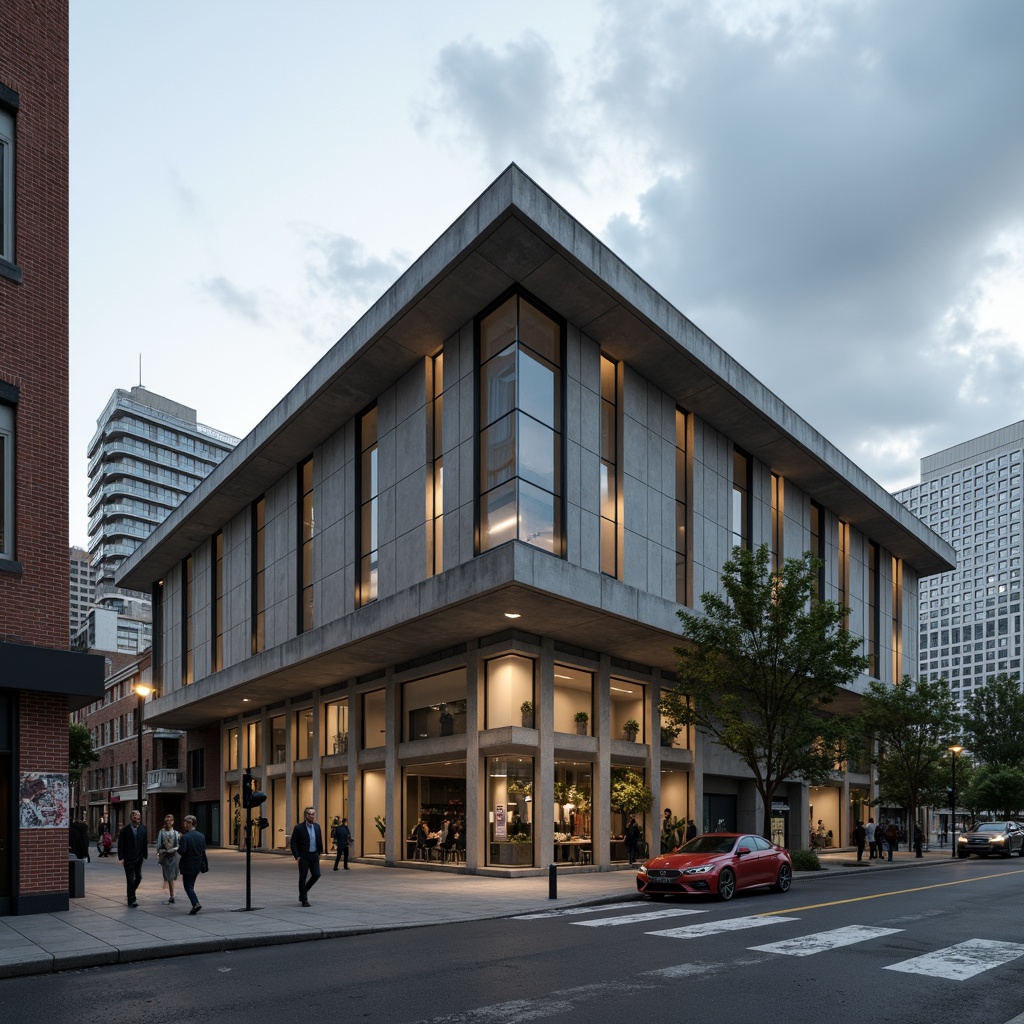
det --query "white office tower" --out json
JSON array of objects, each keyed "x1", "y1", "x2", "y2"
[
  {"x1": 69, "y1": 545, "x2": 97, "y2": 640},
  {"x1": 86, "y1": 386, "x2": 239, "y2": 611},
  {"x1": 894, "y1": 421, "x2": 1024, "y2": 707}
]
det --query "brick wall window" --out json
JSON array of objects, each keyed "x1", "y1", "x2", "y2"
[
  {"x1": 0, "y1": 400, "x2": 13, "y2": 559},
  {"x1": 0, "y1": 93, "x2": 15, "y2": 266}
]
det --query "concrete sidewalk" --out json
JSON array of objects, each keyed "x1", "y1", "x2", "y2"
[{"x1": 0, "y1": 846, "x2": 955, "y2": 979}]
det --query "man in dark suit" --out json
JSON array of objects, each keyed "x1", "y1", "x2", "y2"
[
  {"x1": 117, "y1": 809, "x2": 148, "y2": 907},
  {"x1": 289, "y1": 806, "x2": 323, "y2": 906}
]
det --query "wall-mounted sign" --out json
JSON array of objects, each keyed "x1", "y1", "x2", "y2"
[{"x1": 495, "y1": 803, "x2": 507, "y2": 840}]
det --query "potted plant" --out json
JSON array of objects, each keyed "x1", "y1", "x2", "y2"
[
  {"x1": 521, "y1": 700, "x2": 535, "y2": 728},
  {"x1": 574, "y1": 710, "x2": 589, "y2": 735},
  {"x1": 623, "y1": 719, "x2": 640, "y2": 742},
  {"x1": 660, "y1": 723, "x2": 681, "y2": 747}
]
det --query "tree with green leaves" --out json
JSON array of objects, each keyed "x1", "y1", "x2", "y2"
[
  {"x1": 961, "y1": 674, "x2": 1024, "y2": 769},
  {"x1": 610, "y1": 768, "x2": 653, "y2": 831},
  {"x1": 960, "y1": 764, "x2": 1024, "y2": 819},
  {"x1": 662, "y1": 544, "x2": 868, "y2": 839},
  {"x1": 69, "y1": 721, "x2": 99, "y2": 819},
  {"x1": 859, "y1": 676, "x2": 960, "y2": 850}
]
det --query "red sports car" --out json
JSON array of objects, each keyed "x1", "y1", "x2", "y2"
[{"x1": 637, "y1": 832, "x2": 793, "y2": 901}]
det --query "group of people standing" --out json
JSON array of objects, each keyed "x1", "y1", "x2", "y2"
[
  {"x1": 117, "y1": 811, "x2": 209, "y2": 912},
  {"x1": 852, "y1": 817, "x2": 900, "y2": 862}
]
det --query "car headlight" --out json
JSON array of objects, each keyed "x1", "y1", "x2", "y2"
[
  {"x1": 637, "y1": 864, "x2": 647, "y2": 875},
  {"x1": 682, "y1": 864, "x2": 715, "y2": 875},
  {"x1": 957, "y1": 835, "x2": 967, "y2": 844},
  {"x1": 992, "y1": 836, "x2": 1006, "y2": 843}
]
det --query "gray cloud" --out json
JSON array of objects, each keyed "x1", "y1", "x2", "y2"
[
  {"x1": 305, "y1": 232, "x2": 406, "y2": 307},
  {"x1": 200, "y1": 275, "x2": 263, "y2": 323}
]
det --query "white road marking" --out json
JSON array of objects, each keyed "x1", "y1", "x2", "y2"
[
  {"x1": 647, "y1": 915, "x2": 799, "y2": 938},
  {"x1": 513, "y1": 902, "x2": 646, "y2": 920},
  {"x1": 750, "y1": 925, "x2": 903, "y2": 956},
  {"x1": 884, "y1": 939, "x2": 1024, "y2": 981},
  {"x1": 573, "y1": 908, "x2": 705, "y2": 927}
]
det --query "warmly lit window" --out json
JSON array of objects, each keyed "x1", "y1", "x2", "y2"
[
  {"x1": 675, "y1": 408, "x2": 689, "y2": 605},
  {"x1": 554, "y1": 760, "x2": 592, "y2": 843},
  {"x1": 211, "y1": 531, "x2": 224, "y2": 672},
  {"x1": 486, "y1": 756, "x2": 534, "y2": 867},
  {"x1": 295, "y1": 708, "x2": 314, "y2": 760},
  {"x1": 270, "y1": 714, "x2": 286, "y2": 764},
  {"x1": 838, "y1": 520, "x2": 850, "y2": 627},
  {"x1": 244, "y1": 719, "x2": 262, "y2": 768},
  {"x1": 226, "y1": 726, "x2": 239, "y2": 772},
  {"x1": 0, "y1": 100, "x2": 14, "y2": 265},
  {"x1": 431, "y1": 352, "x2": 444, "y2": 575},
  {"x1": 485, "y1": 654, "x2": 535, "y2": 729},
  {"x1": 298, "y1": 455, "x2": 314, "y2": 632},
  {"x1": 478, "y1": 293, "x2": 563, "y2": 555},
  {"x1": 181, "y1": 555, "x2": 193, "y2": 685},
  {"x1": 324, "y1": 698, "x2": 349, "y2": 755},
  {"x1": 358, "y1": 407, "x2": 378, "y2": 605},
  {"x1": 362, "y1": 690, "x2": 386, "y2": 748},
  {"x1": 732, "y1": 448, "x2": 751, "y2": 551},
  {"x1": 600, "y1": 355, "x2": 620, "y2": 577},
  {"x1": 0, "y1": 401, "x2": 13, "y2": 559},
  {"x1": 610, "y1": 678, "x2": 645, "y2": 742},
  {"x1": 251, "y1": 496, "x2": 266, "y2": 653},
  {"x1": 553, "y1": 665, "x2": 593, "y2": 734},
  {"x1": 868, "y1": 540, "x2": 880, "y2": 677},
  {"x1": 771, "y1": 473, "x2": 784, "y2": 572}
]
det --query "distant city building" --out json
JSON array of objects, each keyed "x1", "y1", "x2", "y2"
[
  {"x1": 69, "y1": 545, "x2": 96, "y2": 640},
  {"x1": 894, "y1": 421, "x2": 1024, "y2": 708},
  {"x1": 86, "y1": 384, "x2": 239, "y2": 616},
  {"x1": 72, "y1": 606, "x2": 151, "y2": 656}
]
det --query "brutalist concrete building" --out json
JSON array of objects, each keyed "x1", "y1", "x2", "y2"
[{"x1": 118, "y1": 166, "x2": 953, "y2": 872}]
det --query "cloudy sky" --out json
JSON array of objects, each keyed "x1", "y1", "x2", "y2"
[{"x1": 68, "y1": 1, "x2": 1024, "y2": 548}]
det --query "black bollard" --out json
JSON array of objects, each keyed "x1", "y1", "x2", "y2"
[{"x1": 549, "y1": 862, "x2": 557, "y2": 899}]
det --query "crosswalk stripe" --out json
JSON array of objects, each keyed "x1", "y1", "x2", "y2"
[
  {"x1": 884, "y1": 939, "x2": 1024, "y2": 981},
  {"x1": 647, "y1": 915, "x2": 799, "y2": 939},
  {"x1": 513, "y1": 902, "x2": 644, "y2": 920},
  {"x1": 750, "y1": 925, "x2": 903, "y2": 956},
  {"x1": 574, "y1": 908, "x2": 705, "y2": 927}
]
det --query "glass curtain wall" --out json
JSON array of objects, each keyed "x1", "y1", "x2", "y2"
[
  {"x1": 610, "y1": 678, "x2": 645, "y2": 741},
  {"x1": 402, "y1": 762, "x2": 467, "y2": 862}
]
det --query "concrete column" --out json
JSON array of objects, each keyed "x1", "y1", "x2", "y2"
[
  {"x1": 595, "y1": 655, "x2": 611, "y2": 868},
  {"x1": 537, "y1": 639, "x2": 555, "y2": 873},
  {"x1": 383, "y1": 667, "x2": 397, "y2": 864},
  {"x1": 464, "y1": 644, "x2": 480, "y2": 872}
]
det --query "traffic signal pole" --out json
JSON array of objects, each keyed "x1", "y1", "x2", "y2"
[{"x1": 241, "y1": 770, "x2": 267, "y2": 911}]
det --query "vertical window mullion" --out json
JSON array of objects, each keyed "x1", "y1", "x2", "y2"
[{"x1": 298, "y1": 456, "x2": 314, "y2": 632}]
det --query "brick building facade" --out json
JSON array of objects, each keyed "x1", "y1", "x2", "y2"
[{"x1": 0, "y1": 0, "x2": 104, "y2": 915}]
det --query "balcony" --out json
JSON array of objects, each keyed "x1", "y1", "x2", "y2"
[{"x1": 146, "y1": 768, "x2": 187, "y2": 794}]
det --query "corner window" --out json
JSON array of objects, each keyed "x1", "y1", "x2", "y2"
[{"x1": 0, "y1": 402, "x2": 12, "y2": 558}]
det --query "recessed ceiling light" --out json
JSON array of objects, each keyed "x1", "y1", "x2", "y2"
[
  {"x1": 242, "y1": 698, "x2": 250, "y2": 702},
  {"x1": 504, "y1": 612, "x2": 521, "y2": 619}
]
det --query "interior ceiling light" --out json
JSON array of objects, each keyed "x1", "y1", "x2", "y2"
[
  {"x1": 610, "y1": 685, "x2": 633, "y2": 693},
  {"x1": 554, "y1": 673, "x2": 572, "y2": 680},
  {"x1": 504, "y1": 612, "x2": 521, "y2": 619}
]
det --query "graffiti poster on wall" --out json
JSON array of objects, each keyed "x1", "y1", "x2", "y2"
[{"x1": 19, "y1": 772, "x2": 70, "y2": 828}]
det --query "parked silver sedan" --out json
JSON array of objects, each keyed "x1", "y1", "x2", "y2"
[{"x1": 957, "y1": 821, "x2": 1024, "y2": 858}]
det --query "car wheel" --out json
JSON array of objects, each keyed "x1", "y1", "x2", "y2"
[
  {"x1": 717, "y1": 868, "x2": 736, "y2": 901},
  {"x1": 1003, "y1": 848, "x2": 1012, "y2": 858},
  {"x1": 770, "y1": 863, "x2": 792, "y2": 893}
]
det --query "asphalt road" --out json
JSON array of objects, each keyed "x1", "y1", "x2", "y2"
[{"x1": 7, "y1": 858, "x2": 1024, "y2": 1024}]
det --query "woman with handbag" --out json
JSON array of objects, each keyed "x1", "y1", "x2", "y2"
[
  {"x1": 176, "y1": 815, "x2": 208, "y2": 915},
  {"x1": 156, "y1": 814, "x2": 180, "y2": 905}
]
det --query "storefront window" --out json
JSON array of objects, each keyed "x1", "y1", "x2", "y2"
[
  {"x1": 402, "y1": 669, "x2": 467, "y2": 741},
  {"x1": 553, "y1": 760, "x2": 592, "y2": 864},
  {"x1": 362, "y1": 768, "x2": 386, "y2": 858},
  {"x1": 553, "y1": 665, "x2": 593, "y2": 735},
  {"x1": 270, "y1": 715, "x2": 286, "y2": 764},
  {"x1": 362, "y1": 689, "x2": 386, "y2": 748},
  {"x1": 295, "y1": 709, "x2": 314, "y2": 760},
  {"x1": 485, "y1": 654, "x2": 534, "y2": 729},
  {"x1": 326, "y1": 771, "x2": 349, "y2": 855},
  {"x1": 610, "y1": 677, "x2": 645, "y2": 742},
  {"x1": 226, "y1": 727, "x2": 238, "y2": 772},
  {"x1": 243, "y1": 719, "x2": 262, "y2": 768},
  {"x1": 403, "y1": 761, "x2": 467, "y2": 861},
  {"x1": 658, "y1": 688, "x2": 687, "y2": 749},
  {"x1": 486, "y1": 756, "x2": 534, "y2": 866},
  {"x1": 610, "y1": 765, "x2": 650, "y2": 862},
  {"x1": 324, "y1": 698, "x2": 349, "y2": 755}
]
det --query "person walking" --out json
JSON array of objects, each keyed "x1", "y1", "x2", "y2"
[
  {"x1": 176, "y1": 814, "x2": 208, "y2": 915},
  {"x1": 685, "y1": 819, "x2": 697, "y2": 842},
  {"x1": 156, "y1": 814, "x2": 181, "y2": 904},
  {"x1": 853, "y1": 820, "x2": 867, "y2": 861},
  {"x1": 624, "y1": 816, "x2": 641, "y2": 865},
  {"x1": 117, "y1": 810, "x2": 148, "y2": 908},
  {"x1": 874, "y1": 821, "x2": 887, "y2": 860},
  {"x1": 885, "y1": 820, "x2": 898, "y2": 861},
  {"x1": 332, "y1": 817, "x2": 352, "y2": 870},
  {"x1": 865, "y1": 818, "x2": 877, "y2": 859},
  {"x1": 290, "y1": 806, "x2": 324, "y2": 906}
]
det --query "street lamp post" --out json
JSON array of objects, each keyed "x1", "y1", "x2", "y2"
[
  {"x1": 134, "y1": 683, "x2": 154, "y2": 828},
  {"x1": 949, "y1": 744, "x2": 963, "y2": 860}
]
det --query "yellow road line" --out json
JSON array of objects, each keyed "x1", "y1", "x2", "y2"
[{"x1": 758, "y1": 868, "x2": 1024, "y2": 916}]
